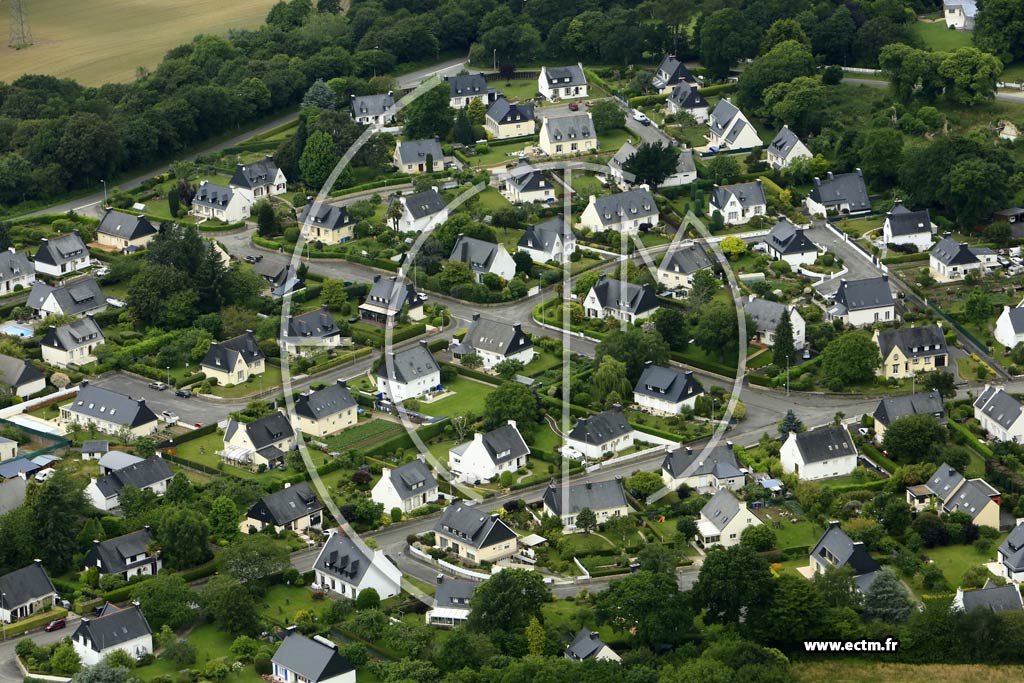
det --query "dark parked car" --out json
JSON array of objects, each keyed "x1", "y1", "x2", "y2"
[
  {"x1": 176, "y1": 389, "x2": 192, "y2": 398},
  {"x1": 244, "y1": 255, "x2": 262, "y2": 264},
  {"x1": 568, "y1": 101, "x2": 579, "y2": 111},
  {"x1": 43, "y1": 619, "x2": 66, "y2": 632}
]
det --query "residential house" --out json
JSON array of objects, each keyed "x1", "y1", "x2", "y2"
[
  {"x1": 652, "y1": 54, "x2": 697, "y2": 94},
  {"x1": 744, "y1": 297, "x2": 806, "y2": 349},
  {"x1": 609, "y1": 141, "x2": 695, "y2": 189},
  {"x1": 583, "y1": 275, "x2": 659, "y2": 324},
  {"x1": 222, "y1": 410, "x2": 298, "y2": 472},
  {"x1": 565, "y1": 629, "x2": 621, "y2": 663},
  {"x1": 517, "y1": 217, "x2": 575, "y2": 264},
  {"x1": 633, "y1": 363, "x2": 703, "y2": 415},
  {"x1": 500, "y1": 162, "x2": 554, "y2": 204},
  {"x1": 485, "y1": 98, "x2": 535, "y2": 139},
  {"x1": 944, "y1": 0, "x2": 977, "y2": 29},
  {"x1": 96, "y1": 209, "x2": 158, "y2": 251},
  {"x1": 706, "y1": 99, "x2": 763, "y2": 150},
  {"x1": 27, "y1": 278, "x2": 106, "y2": 318},
  {"x1": 41, "y1": 316, "x2": 104, "y2": 368},
  {"x1": 827, "y1": 276, "x2": 896, "y2": 327},
  {"x1": 371, "y1": 458, "x2": 438, "y2": 513},
  {"x1": 86, "y1": 456, "x2": 173, "y2": 511},
  {"x1": 766, "y1": 125, "x2": 812, "y2": 169},
  {"x1": 666, "y1": 82, "x2": 709, "y2": 123},
  {"x1": 83, "y1": 527, "x2": 161, "y2": 581},
  {"x1": 579, "y1": 186, "x2": 659, "y2": 235},
  {"x1": 395, "y1": 188, "x2": 449, "y2": 233},
  {"x1": 805, "y1": 170, "x2": 870, "y2": 217},
  {"x1": 451, "y1": 314, "x2": 535, "y2": 370},
  {"x1": 904, "y1": 462, "x2": 1001, "y2": 529},
  {"x1": 542, "y1": 479, "x2": 631, "y2": 531},
  {"x1": 780, "y1": 424, "x2": 858, "y2": 480},
  {"x1": 294, "y1": 381, "x2": 358, "y2": 438},
  {"x1": 99, "y1": 451, "x2": 141, "y2": 476},
  {"x1": 60, "y1": 384, "x2": 159, "y2": 438},
  {"x1": 72, "y1": 603, "x2": 152, "y2": 666},
  {"x1": 565, "y1": 405, "x2": 635, "y2": 460},
  {"x1": 695, "y1": 489, "x2": 762, "y2": 548},
  {"x1": 0, "y1": 249, "x2": 33, "y2": 295},
  {"x1": 872, "y1": 390, "x2": 946, "y2": 442},
  {"x1": 33, "y1": 234, "x2": 90, "y2": 277},
  {"x1": 0, "y1": 561, "x2": 56, "y2": 623},
  {"x1": 0, "y1": 355, "x2": 44, "y2": 398},
  {"x1": 200, "y1": 331, "x2": 265, "y2": 386},
  {"x1": 298, "y1": 202, "x2": 356, "y2": 245},
  {"x1": 229, "y1": 157, "x2": 287, "y2": 203},
  {"x1": 883, "y1": 201, "x2": 934, "y2": 251},
  {"x1": 538, "y1": 64, "x2": 588, "y2": 100},
  {"x1": 762, "y1": 218, "x2": 817, "y2": 266},
  {"x1": 271, "y1": 631, "x2": 356, "y2": 683},
  {"x1": 243, "y1": 482, "x2": 324, "y2": 534},
  {"x1": 661, "y1": 443, "x2": 745, "y2": 492},
  {"x1": 657, "y1": 241, "x2": 713, "y2": 291},
  {"x1": 996, "y1": 300, "x2": 1024, "y2": 350},
  {"x1": 953, "y1": 579, "x2": 1024, "y2": 613},
  {"x1": 434, "y1": 500, "x2": 519, "y2": 564},
  {"x1": 254, "y1": 261, "x2": 305, "y2": 298},
  {"x1": 449, "y1": 420, "x2": 530, "y2": 484},
  {"x1": 930, "y1": 234, "x2": 993, "y2": 282},
  {"x1": 538, "y1": 113, "x2": 597, "y2": 156},
  {"x1": 445, "y1": 73, "x2": 494, "y2": 108},
  {"x1": 448, "y1": 234, "x2": 517, "y2": 283},
  {"x1": 998, "y1": 522, "x2": 1024, "y2": 583},
  {"x1": 425, "y1": 576, "x2": 477, "y2": 628},
  {"x1": 283, "y1": 307, "x2": 346, "y2": 357},
  {"x1": 874, "y1": 325, "x2": 948, "y2": 380},
  {"x1": 82, "y1": 440, "x2": 109, "y2": 460},
  {"x1": 351, "y1": 93, "x2": 396, "y2": 127},
  {"x1": 358, "y1": 274, "x2": 425, "y2": 325},
  {"x1": 393, "y1": 139, "x2": 444, "y2": 174},
  {"x1": 808, "y1": 522, "x2": 882, "y2": 593},
  {"x1": 711, "y1": 181, "x2": 767, "y2": 226},
  {"x1": 376, "y1": 341, "x2": 441, "y2": 403},
  {"x1": 191, "y1": 181, "x2": 251, "y2": 223},
  {"x1": 973, "y1": 385, "x2": 1024, "y2": 443}
]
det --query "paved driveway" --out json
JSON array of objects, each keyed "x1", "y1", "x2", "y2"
[
  {"x1": 805, "y1": 221, "x2": 886, "y2": 297},
  {"x1": 88, "y1": 374, "x2": 242, "y2": 425}
]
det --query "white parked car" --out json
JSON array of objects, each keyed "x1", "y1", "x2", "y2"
[
  {"x1": 632, "y1": 109, "x2": 650, "y2": 125},
  {"x1": 160, "y1": 411, "x2": 179, "y2": 425},
  {"x1": 34, "y1": 469, "x2": 55, "y2": 483}
]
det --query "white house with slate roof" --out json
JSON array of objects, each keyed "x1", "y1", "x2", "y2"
[
  {"x1": 565, "y1": 405, "x2": 635, "y2": 460},
  {"x1": 201, "y1": 331, "x2": 265, "y2": 386},
  {"x1": 351, "y1": 92, "x2": 396, "y2": 127},
  {"x1": 583, "y1": 275, "x2": 659, "y2": 324},
  {"x1": 538, "y1": 64, "x2": 588, "y2": 101},
  {"x1": 60, "y1": 384, "x2": 159, "y2": 438},
  {"x1": 41, "y1": 316, "x2": 104, "y2": 368},
  {"x1": 579, "y1": 186, "x2": 659, "y2": 234},
  {"x1": 744, "y1": 297, "x2": 805, "y2": 349},
  {"x1": 444, "y1": 73, "x2": 495, "y2": 109},
  {"x1": 229, "y1": 157, "x2": 286, "y2": 203},
  {"x1": 808, "y1": 522, "x2": 882, "y2": 593},
  {"x1": 633, "y1": 363, "x2": 703, "y2": 415},
  {"x1": 0, "y1": 249, "x2": 33, "y2": 295},
  {"x1": 396, "y1": 188, "x2": 448, "y2": 233},
  {"x1": 766, "y1": 125, "x2": 811, "y2": 169},
  {"x1": 393, "y1": 139, "x2": 444, "y2": 174},
  {"x1": 299, "y1": 202, "x2": 356, "y2": 245},
  {"x1": 517, "y1": 217, "x2": 575, "y2": 264},
  {"x1": 873, "y1": 390, "x2": 946, "y2": 442},
  {"x1": 657, "y1": 242, "x2": 713, "y2": 291},
  {"x1": 283, "y1": 307, "x2": 346, "y2": 357},
  {"x1": 828, "y1": 276, "x2": 896, "y2": 327},
  {"x1": 449, "y1": 421, "x2": 530, "y2": 484},
  {"x1": 566, "y1": 629, "x2": 620, "y2": 662},
  {"x1": 653, "y1": 54, "x2": 697, "y2": 94},
  {"x1": 34, "y1": 234, "x2": 89, "y2": 277},
  {"x1": 944, "y1": 0, "x2": 977, "y2": 29},
  {"x1": 543, "y1": 478, "x2": 631, "y2": 531},
  {"x1": 97, "y1": 209, "x2": 158, "y2": 251},
  {"x1": 272, "y1": 631, "x2": 356, "y2": 683},
  {"x1": 500, "y1": 162, "x2": 554, "y2": 204},
  {"x1": 294, "y1": 381, "x2": 358, "y2": 438},
  {"x1": 997, "y1": 301, "x2": 1024, "y2": 350},
  {"x1": 254, "y1": 261, "x2": 304, "y2": 299},
  {"x1": 84, "y1": 527, "x2": 160, "y2": 581},
  {"x1": 486, "y1": 98, "x2": 535, "y2": 139},
  {"x1": 666, "y1": 82, "x2": 709, "y2": 122},
  {"x1": 82, "y1": 440, "x2": 109, "y2": 461},
  {"x1": 0, "y1": 355, "x2": 44, "y2": 398},
  {"x1": 805, "y1": 170, "x2": 870, "y2": 217},
  {"x1": 436, "y1": 500, "x2": 518, "y2": 564},
  {"x1": 954, "y1": 580, "x2": 1024, "y2": 613},
  {"x1": 371, "y1": 458, "x2": 438, "y2": 513},
  {"x1": 762, "y1": 218, "x2": 817, "y2": 266},
  {"x1": 930, "y1": 234, "x2": 992, "y2": 282},
  {"x1": 706, "y1": 99, "x2": 763, "y2": 150},
  {"x1": 874, "y1": 325, "x2": 948, "y2": 380},
  {"x1": 87, "y1": 456, "x2": 173, "y2": 511},
  {"x1": 883, "y1": 201, "x2": 934, "y2": 251},
  {"x1": 999, "y1": 522, "x2": 1024, "y2": 583},
  {"x1": 0, "y1": 561, "x2": 55, "y2": 624},
  {"x1": 452, "y1": 314, "x2": 535, "y2": 370},
  {"x1": 191, "y1": 181, "x2": 251, "y2": 223},
  {"x1": 780, "y1": 424, "x2": 858, "y2": 480},
  {"x1": 974, "y1": 385, "x2": 1024, "y2": 443},
  {"x1": 449, "y1": 234, "x2": 516, "y2": 283},
  {"x1": 539, "y1": 113, "x2": 597, "y2": 156},
  {"x1": 223, "y1": 411, "x2": 298, "y2": 472},
  {"x1": 711, "y1": 181, "x2": 767, "y2": 226},
  {"x1": 376, "y1": 341, "x2": 440, "y2": 403},
  {"x1": 662, "y1": 443, "x2": 745, "y2": 492},
  {"x1": 426, "y1": 576, "x2": 477, "y2": 628},
  {"x1": 358, "y1": 275, "x2": 425, "y2": 325},
  {"x1": 73, "y1": 603, "x2": 152, "y2": 666},
  {"x1": 27, "y1": 278, "x2": 106, "y2": 318},
  {"x1": 609, "y1": 141, "x2": 695, "y2": 190},
  {"x1": 696, "y1": 489, "x2": 761, "y2": 548},
  {"x1": 243, "y1": 482, "x2": 323, "y2": 534}
]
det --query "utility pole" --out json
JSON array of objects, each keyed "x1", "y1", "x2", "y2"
[
  {"x1": 100, "y1": 179, "x2": 108, "y2": 207},
  {"x1": 8, "y1": 0, "x2": 32, "y2": 48}
]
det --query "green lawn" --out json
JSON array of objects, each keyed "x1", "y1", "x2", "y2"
[
  {"x1": 596, "y1": 128, "x2": 635, "y2": 154},
  {"x1": 475, "y1": 187, "x2": 514, "y2": 213},
  {"x1": 755, "y1": 507, "x2": 823, "y2": 550},
  {"x1": 260, "y1": 584, "x2": 326, "y2": 626},
  {"x1": 211, "y1": 364, "x2": 283, "y2": 398},
  {"x1": 494, "y1": 78, "x2": 543, "y2": 102},
  {"x1": 911, "y1": 20, "x2": 974, "y2": 52},
  {"x1": 135, "y1": 624, "x2": 262, "y2": 683},
  {"x1": 922, "y1": 540, "x2": 1004, "y2": 591},
  {"x1": 528, "y1": 423, "x2": 563, "y2": 452},
  {"x1": 567, "y1": 174, "x2": 607, "y2": 200},
  {"x1": 324, "y1": 419, "x2": 405, "y2": 452},
  {"x1": 419, "y1": 376, "x2": 497, "y2": 417},
  {"x1": 493, "y1": 226, "x2": 526, "y2": 253},
  {"x1": 1002, "y1": 62, "x2": 1024, "y2": 82},
  {"x1": 524, "y1": 349, "x2": 564, "y2": 377},
  {"x1": 173, "y1": 430, "x2": 327, "y2": 482}
]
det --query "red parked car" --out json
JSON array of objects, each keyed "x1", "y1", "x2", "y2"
[
  {"x1": 568, "y1": 101, "x2": 579, "y2": 111},
  {"x1": 43, "y1": 619, "x2": 66, "y2": 632}
]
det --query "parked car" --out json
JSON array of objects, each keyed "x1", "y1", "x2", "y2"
[
  {"x1": 149, "y1": 382, "x2": 168, "y2": 391},
  {"x1": 175, "y1": 389, "x2": 192, "y2": 398},
  {"x1": 244, "y1": 255, "x2": 262, "y2": 264},
  {"x1": 160, "y1": 411, "x2": 179, "y2": 425},
  {"x1": 568, "y1": 101, "x2": 579, "y2": 111},
  {"x1": 193, "y1": 422, "x2": 204, "y2": 428},
  {"x1": 95, "y1": 267, "x2": 110, "y2": 277},
  {"x1": 43, "y1": 619, "x2": 66, "y2": 632},
  {"x1": 34, "y1": 469, "x2": 54, "y2": 483},
  {"x1": 632, "y1": 109, "x2": 650, "y2": 125}
]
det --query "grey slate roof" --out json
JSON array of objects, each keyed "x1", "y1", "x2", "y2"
[
  {"x1": 298, "y1": 202, "x2": 355, "y2": 232},
  {"x1": 435, "y1": 501, "x2": 518, "y2": 550},
  {"x1": 73, "y1": 604, "x2": 151, "y2": 652},
  {"x1": 507, "y1": 164, "x2": 550, "y2": 194},
  {"x1": 0, "y1": 250, "x2": 32, "y2": 283},
  {"x1": 34, "y1": 234, "x2": 87, "y2": 267},
  {"x1": 713, "y1": 181, "x2": 767, "y2": 213},
  {"x1": 833, "y1": 276, "x2": 894, "y2": 312},
  {"x1": 873, "y1": 390, "x2": 946, "y2": 428},
  {"x1": 434, "y1": 577, "x2": 476, "y2": 608},
  {"x1": 973, "y1": 385, "x2": 1023, "y2": 430},
  {"x1": 84, "y1": 528, "x2": 156, "y2": 575},
  {"x1": 809, "y1": 170, "x2": 870, "y2": 212},
  {"x1": 566, "y1": 628, "x2": 610, "y2": 661},
  {"x1": 403, "y1": 189, "x2": 447, "y2": 220},
  {"x1": 590, "y1": 187, "x2": 657, "y2": 226},
  {"x1": 876, "y1": 325, "x2": 946, "y2": 360},
  {"x1": 363, "y1": 275, "x2": 421, "y2": 314},
  {"x1": 708, "y1": 100, "x2": 740, "y2": 137},
  {"x1": 386, "y1": 459, "x2": 437, "y2": 501},
  {"x1": 229, "y1": 157, "x2": 280, "y2": 190},
  {"x1": 544, "y1": 478, "x2": 629, "y2": 517},
  {"x1": 791, "y1": 425, "x2": 856, "y2": 464},
  {"x1": 82, "y1": 440, "x2": 109, "y2": 455},
  {"x1": 445, "y1": 73, "x2": 491, "y2": 97},
  {"x1": 1000, "y1": 522, "x2": 1024, "y2": 572},
  {"x1": 660, "y1": 242, "x2": 713, "y2": 277},
  {"x1": 294, "y1": 381, "x2": 356, "y2": 422},
  {"x1": 668, "y1": 82, "x2": 707, "y2": 110},
  {"x1": 247, "y1": 481, "x2": 323, "y2": 527},
  {"x1": 810, "y1": 523, "x2": 881, "y2": 575},
  {"x1": 763, "y1": 218, "x2": 816, "y2": 256},
  {"x1": 273, "y1": 632, "x2": 354, "y2": 683},
  {"x1": 943, "y1": 478, "x2": 997, "y2": 520},
  {"x1": 662, "y1": 443, "x2": 743, "y2": 481},
  {"x1": 351, "y1": 93, "x2": 395, "y2": 119},
  {"x1": 543, "y1": 64, "x2": 586, "y2": 87},
  {"x1": 653, "y1": 54, "x2": 695, "y2": 90},
  {"x1": 744, "y1": 297, "x2": 790, "y2": 334},
  {"x1": 227, "y1": 411, "x2": 295, "y2": 450},
  {"x1": 487, "y1": 97, "x2": 534, "y2": 125},
  {"x1": 192, "y1": 182, "x2": 236, "y2": 209},
  {"x1": 97, "y1": 209, "x2": 157, "y2": 241},
  {"x1": 462, "y1": 315, "x2": 532, "y2": 357},
  {"x1": 768, "y1": 125, "x2": 804, "y2": 162},
  {"x1": 396, "y1": 138, "x2": 443, "y2": 166},
  {"x1": 886, "y1": 201, "x2": 932, "y2": 237},
  {"x1": 542, "y1": 113, "x2": 594, "y2": 142},
  {"x1": 449, "y1": 235, "x2": 507, "y2": 276},
  {"x1": 201, "y1": 331, "x2": 265, "y2": 371},
  {"x1": 0, "y1": 355, "x2": 43, "y2": 391},
  {"x1": 589, "y1": 276, "x2": 658, "y2": 317},
  {"x1": 93, "y1": 457, "x2": 173, "y2": 499},
  {"x1": 0, "y1": 562, "x2": 55, "y2": 608},
  {"x1": 959, "y1": 580, "x2": 1023, "y2": 613},
  {"x1": 568, "y1": 405, "x2": 634, "y2": 446},
  {"x1": 634, "y1": 364, "x2": 702, "y2": 404},
  {"x1": 518, "y1": 217, "x2": 571, "y2": 256},
  {"x1": 28, "y1": 278, "x2": 105, "y2": 316},
  {"x1": 98, "y1": 451, "x2": 142, "y2": 472},
  {"x1": 1002, "y1": 306, "x2": 1024, "y2": 335},
  {"x1": 42, "y1": 316, "x2": 104, "y2": 353},
  {"x1": 285, "y1": 307, "x2": 340, "y2": 342},
  {"x1": 376, "y1": 342, "x2": 440, "y2": 384},
  {"x1": 931, "y1": 236, "x2": 981, "y2": 266},
  {"x1": 450, "y1": 422, "x2": 530, "y2": 466},
  {"x1": 700, "y1": 489, "x2": 742, "y2": 532},
  {"x1": 67, "y1": 385, "x2": 158, "y2": 428}
]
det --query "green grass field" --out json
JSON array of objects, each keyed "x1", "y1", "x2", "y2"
[
  {"x1": 922, "y1": 541, "x2": 1002, "y2": 589},
  {"x1": 794, "y1": 662, "x2": 1024, "y2": 683},
  {"x1": 135, "y1": 624, "x2": 261, "y2": 683},
  {"x1": 911, "y1": 20, "x2": 974, "y2": 52},
  {"x1": 0, "y1": 0, "x2": 278, "y2": 85},
  {"x1": 420, "y1": 376, "x2": 497, "y2": 417}
]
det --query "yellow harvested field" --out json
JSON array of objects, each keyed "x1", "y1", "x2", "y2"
[
  {"x1": 0, "y1": 0, "x2": 278, "y2": 86},
  {"x1": 794, "y1": 662, "x2": 1024, "y2": 683}
]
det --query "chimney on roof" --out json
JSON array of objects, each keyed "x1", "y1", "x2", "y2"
[
  {"x1": 436, "y1": 573, "x2": 444, "y2": 585},
  {"x1": 34, "y1": 558, "x2": 42, "y2": 567},
  {"x1": 855, "y1": 168, "x2": 863, "y2": 177},
  {"x1": 943, "y1": 232, "x2": 952, "y2": 238},
  {"x1": 882, "y1": 274, "x2": 888, "y2": 282},
  {"x1": 611, "y1": 403, "x2": 622, "y2": 412},
  {"x1": 585, "y1": 482, "x2": 592, "y2": 490},
  {"x1": 826, "y1": 172, "x2": 834, "y2": 181},
  {"x1": 472, "y1": 313, "x2": 481, "y2": 321},
  {"x1": 313, "y1": 635, "x2": 338, "y2": 650},
  {"x1": 827, "y1": 520, "x2": 840, "y2": 529}
]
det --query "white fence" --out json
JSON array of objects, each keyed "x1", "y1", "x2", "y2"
[
  {"x1": 0, "y1": 385, "x2": 78, "y2": 420},
  {"x1": 409, "y1": 544, "x2": 490, "y2": 580}
]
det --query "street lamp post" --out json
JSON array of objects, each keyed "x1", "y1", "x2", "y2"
[
  {"x1": 711, "y1": 397, "x2": 718, "y2": 426},
  {"x1": 166, "y1": 366, "x2": 170, "y2": 385},
  {"x1": 100, "y1": 179, "x2": 107, "y2": 208},
  {"x1": 2, "y1": 592, "x2": 6, "y2": 641}
]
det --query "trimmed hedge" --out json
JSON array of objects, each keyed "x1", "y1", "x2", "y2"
[
  {"x1": 829, "y1": 479, "x2": 888, "y2": 493},
  {"x1": 157, "y1": 422, "x2": 218, "y2": 449},
  {"x1": 699, "y1": 82, "x2": 738, "y2": 96},
  {"x1": 198, "y1": 220, "x2": 247, "y2": 232},
  {"x1": 669, "y1": 350, "x2": 737, "y2": 378},
  {"x1": 628, "y1": 93, "x2": 669, "y2": 107},
  {"x1": 308, "y1": 347, "x2": 374, "y2": 375},
  {"x1": 947, "y1": 419, "x2": 992, "y2": 458},
  {"x1": 882, "y1": 252, "x2": 929, "y2": 265}
]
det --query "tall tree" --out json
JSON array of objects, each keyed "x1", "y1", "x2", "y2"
[
  {"x1": 589, "y1": 356, "x2": 633, "y2": 406},
  {"x1": 622, "y1": 142, "x2": 679, "y2": 189},
  {"x1": 157, "y1": 506, "x2": 211, "y2": 570},
  {"x1": 452, "y1": 109, "x2": 475, "y2": 146},
  {"x1": 862, "y1": 569, "x2": 912, "y2": 623},
  {"x1": 482, "y1": 381, "x2": 539, "y2": 430},
  {"x1": 31, "y1": 470, "x2": 87, "y2": 573},
  {"x1": 881, "y1": 414, "x2": 946, "y2": 464},
  {"x1": 131, "y1": 574, "x2": 196, "y2": 630},
  {"x1": 200, "y1": 575, "x2": 259, "y2": 635},
  {"x1": 699, "y1": 9, "x2": 762, "y2": 79},
  {"x1": 595, "y1": 571, "x2": 693, "y2": 648},
  {"x1": 217, "y1": 534, "x2": 290, "y2": 589},
  {"x1": 736, "y1": 40, "x2": 816, "y2": 111},
  {"x1": 820, "y1": 331, "x2": 881, "y2": 390},
  {"x1": 973, "y1": 0, "x2": 1024, "y2": 64},
  {"x1": 401, "y1": 84, "x2": 454, "y2": 140},
  {"x1": 772, "y1": 310, "x2": 795, "y2": 367},
  {"x1": 692, "y1": 545, "x2": 775, "y2": 626},
  {"x1": 299, "y1": 131, "x2": 340, "y2": 190},
  {"x1": 467, "y1": 568, "x2": 550, "y2": 633}
]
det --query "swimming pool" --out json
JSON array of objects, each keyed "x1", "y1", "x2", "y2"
[{"x1": 0, "y1": 322, "x2": 33, "y2": 338}]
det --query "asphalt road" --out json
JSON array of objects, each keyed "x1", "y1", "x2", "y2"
[
  {"x1": 842, "y1": 76, "x2": 1024, "y2": 104},
  {"x1": 805, "y1": 220, "x2": 886, "y2": 298}
]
